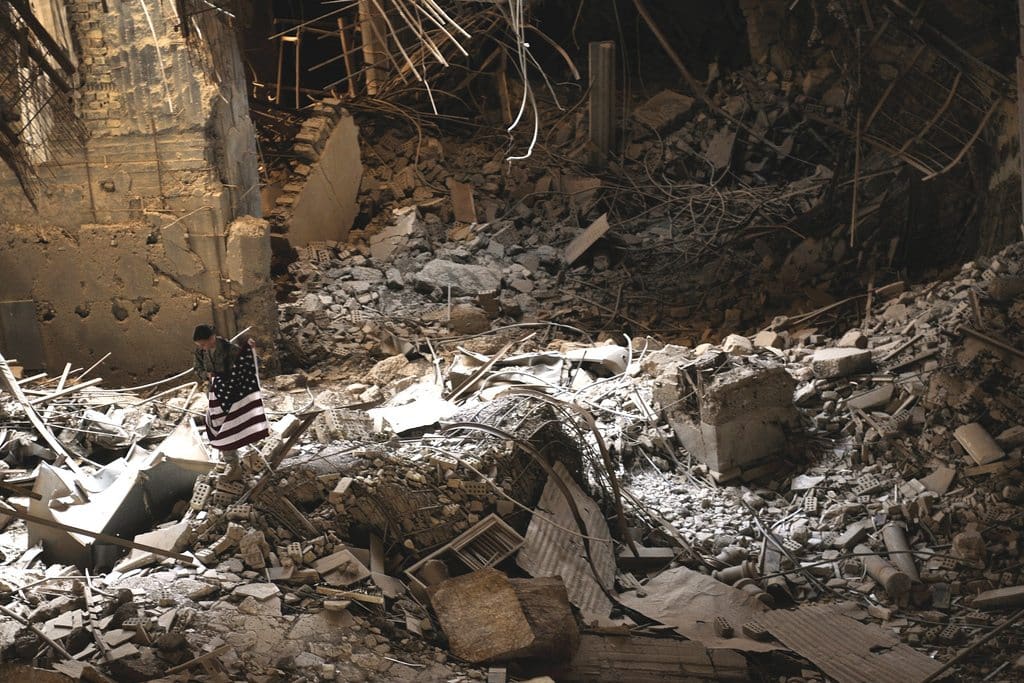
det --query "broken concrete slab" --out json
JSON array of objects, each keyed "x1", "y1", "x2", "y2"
[
  {"x1": 972, "y1": 585, "x2": 1024, "y2": 611},
  {"x1": 954, "y1": 423, "x2": 1005, "y2": 465},
  {"x1": 112, "y1": 520, "x2": 190, "y2": 573},
  {"x1": 413, "y1": 259, "x2": 501, "y2": 297},
  {"x1": 631, "y1": 89, "x2": 696, "y2": 131},
  {"x1": 811, "y1": 347, "x2": 873, "y2": 378},
  {"x1": 429, "y1": 569, "x2": 537, "y2": 664},
  {"x1": 846, "y1": 384, "x2": 894, "y2": 411},
  {"x1": 370, "y1": 207, "x2": 420, "y2": 261}
]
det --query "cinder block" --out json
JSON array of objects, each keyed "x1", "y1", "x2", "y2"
[{"x1": 811, "y1": 347, "x2": 872, "y2": 378}]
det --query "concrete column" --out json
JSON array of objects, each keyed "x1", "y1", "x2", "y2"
[
  {"x1": 588, "y1": 41, "x2": 615, "y2": 166},
  {"x1": 359, "y1": 0, "x2": 388, "y2": 95}
]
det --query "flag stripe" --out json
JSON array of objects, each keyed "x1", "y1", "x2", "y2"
[{"x1": 205, "y1": 344, "x2": 269, "y2": 450}]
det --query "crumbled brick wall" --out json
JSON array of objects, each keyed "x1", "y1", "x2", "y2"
[
  {"x1": 265, "y1": 98, "x2": 362, "y2": 248},
  {"x1": 0, "y1": 2, "x2": 272, "y2": 382}
]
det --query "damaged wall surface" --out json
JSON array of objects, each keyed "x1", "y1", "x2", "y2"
[{"x1": 0, "y1": 1, "x2": 274, "y2": 381}]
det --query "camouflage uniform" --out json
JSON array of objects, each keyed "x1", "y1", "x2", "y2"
[{"x1": 192, "y1": 336, "x2": 241, "y2": 385}]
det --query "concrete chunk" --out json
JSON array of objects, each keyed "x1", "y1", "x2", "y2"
[
  {"x1": 413, "y1": 259, "x2": 501, "y2": 297},
  {"x1": 753, "y1": 330, "x2": 785, "y2": 349},
  {"x1": 837, "y1": 329, "x2": 869, "y2": 348},
  {"x1": 811, "y1": 347, "x2": 873, "y2": 378},
  {"x1": 430, "y1": 569, "x2": 536, "y2": 663},
  {"x1": 846, "y1": 384, "x2": 894, "y2": 411},
  {"x1": 632, "y1": 89, "x2": 695, "y2": 131},
  {"x1": 954, "y1": 423, "x2": 1005, "y2": 466},
  {"x1": 972, "y1": 585, "x2": 1024, "y2": 611},
  {"x1": 233, "y1": 583, "x2": 280, "y2": 602}
]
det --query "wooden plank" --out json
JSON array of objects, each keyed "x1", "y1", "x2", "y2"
[{"x1": 564, "y1": 213, "x2": 610, "y2": 265}]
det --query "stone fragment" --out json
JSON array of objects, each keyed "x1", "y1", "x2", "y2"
[
  {"x1": 721, "y1": 334, "x2": 753, "y2": 355},
  {"x1": 837, "y1": 329, "x2": 868, "y2": 349},
  {"x1": 752, "y1": 330, "x2": 784, "y2": 349},
  {"x1": 430, "y1": 569, "x2": 535, "y2": 663},
  {"x1": 414, "y1": 259, "x2": 501, "y2": 297},
  {"x1": 632, "y1": 89, "x2": 695, "y2": 131},
  {"x1": 954, "y1": 423, "x2": 1005, "y2": 466},
  {"x1": 810, "y1": 347, "x2": 872, "y2": 379}
]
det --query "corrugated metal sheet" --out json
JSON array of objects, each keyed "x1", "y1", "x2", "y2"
[
  {"x1": 516, "y1": 462, "x2": 615, "y2": 618},
  {"x1": 561, "y1": 634, "x2": 748, "y2": 682},
  {"x1": 760, "y1": 605, "x2": 942, "y2": 683}
]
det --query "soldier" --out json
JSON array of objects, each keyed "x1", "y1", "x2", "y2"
[{"x1": 192, "y1": 325, "x2": 265, "y2": 476}]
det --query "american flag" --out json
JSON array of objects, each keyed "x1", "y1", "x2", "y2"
[{"x1": 205, "y1": 344, "x2": 270, "y2": 450}]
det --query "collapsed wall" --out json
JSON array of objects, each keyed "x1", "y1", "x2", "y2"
[{"x1": 0, "y1": 2, "x2": 276, "y2": 382}]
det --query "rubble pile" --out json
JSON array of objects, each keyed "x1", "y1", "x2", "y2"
[
  {"x1": 7, "y1": 236, "x2": 1024, "y2": 680},
  {"x1": 275, "y1": 52, "x2": 881, "y2": 362}
]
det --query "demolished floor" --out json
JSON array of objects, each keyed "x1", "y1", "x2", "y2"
[{"x1": 3, "y1": 228, "x2": 1024, "y2": 681}]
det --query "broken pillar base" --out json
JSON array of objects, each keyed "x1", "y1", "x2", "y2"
[{"x1": 667, "y1": 363, "x2": 797, "y2": 472}]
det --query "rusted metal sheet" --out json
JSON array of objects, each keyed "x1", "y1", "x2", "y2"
[
  {"x1": 561, "y1": 634, "x2": 748, "y2": 682},
  {"x1": 759, "y1": 605, "x2": 942, "y2": 683},
  {"x1": 516, "y1": 461, "x2": 615, "y2": 619}
]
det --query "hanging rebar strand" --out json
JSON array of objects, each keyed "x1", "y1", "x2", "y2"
[
  {"x1": 390, "y1": 0, "x2": 446, "y2": 65},
  {"x1": 368, "y1": 0, "x2": 422, "y2": 81}
]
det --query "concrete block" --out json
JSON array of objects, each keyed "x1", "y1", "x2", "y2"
[
  {"x1": 667, "y1": 364, "x2": 796, "y2": 472},
  {"x1": 722, "y1": 334, "x2": 753, "y2": 355},
  {"x1": 431, "y1": 569, "x2": 579, "y2": 665},
  {"x1": 753, "y1": 330, "x2": 785, "y2": 349},
  {"x1": 811, "y1": 347, "x2": 872, "y2": 378},
  {"x1": 226, "y1": 216, "x2": 272, "y2": 295},
  {"x1": 430, "y1": 569, "x2": 536, "y2": 663},
  {"x1": 954, "y1": 423, "x2": 1004, "y2": 465},
  {"x1": 838, "y1": 329, "x2": 868, "y2": 348}
]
